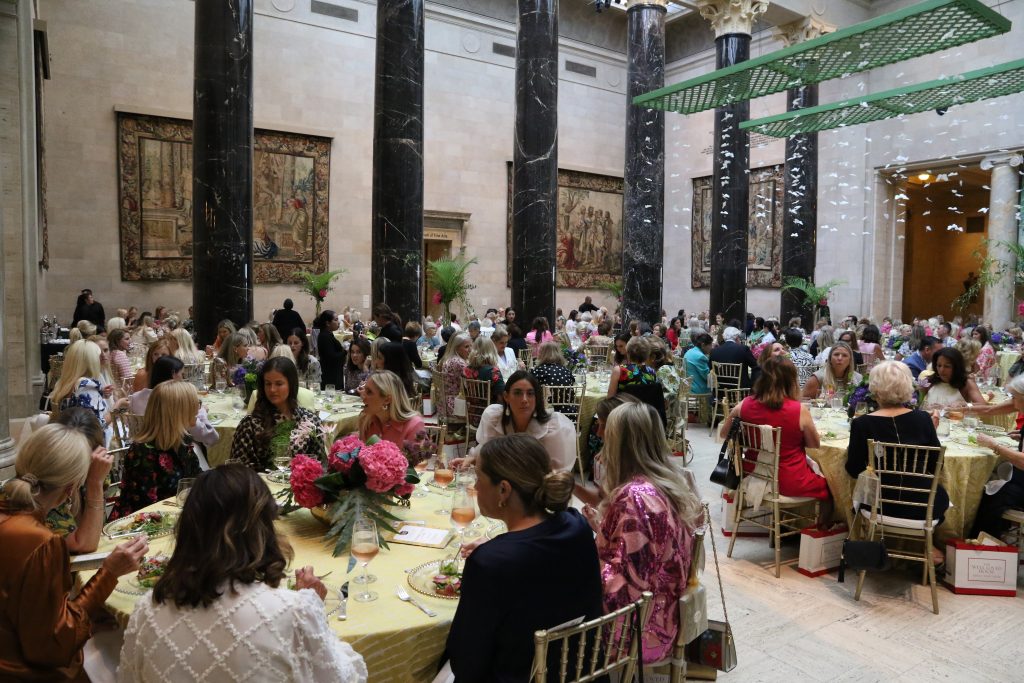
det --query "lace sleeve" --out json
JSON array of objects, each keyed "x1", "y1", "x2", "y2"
[{"x1": 292, "y1": 590, "x2": 368, "y2": 683}]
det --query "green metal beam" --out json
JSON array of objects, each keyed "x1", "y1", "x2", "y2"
[
  {"x1": 633, "y1": 0, "x2": 1010, "y2": 115},
  {"x1": 739, "y1": 59, "x2": 1024, "y2": 137}
]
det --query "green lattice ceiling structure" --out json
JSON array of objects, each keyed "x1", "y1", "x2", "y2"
[
  {"x1": 632, "y1": 0, "x2": 1010, "y2": 115},
  {"x1": 740, "y1": 58, "x2": 1024, "y2": 137}
]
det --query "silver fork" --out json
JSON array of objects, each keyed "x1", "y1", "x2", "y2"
[{"x1": 395, "y1": 585, "x2": 436, "y2": 617}]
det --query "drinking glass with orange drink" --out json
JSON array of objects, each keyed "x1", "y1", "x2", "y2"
[{"x1": 351, "y1": 517, "x2": 379, "y2": 601}]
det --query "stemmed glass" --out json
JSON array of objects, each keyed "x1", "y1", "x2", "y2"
[
  {"x1": 450, "y1": 483, "x2": 477, "y2": 548},
  {"x1": 413, "y1": 452, "x2": 432, "y2": 498},
  {"x1": 433, "y1": 452, "x2": 455, "y2": 516},
  {"x1": 175, "y1": 478, "x2": 195, "y2": 507},
  {"x1": 272, "y1": 450, "x2": 292, "y2": 476},
  {"x1": 351, "y1": 518, "x2": 379, "y2": 601},
  {"x1": 325, "y1": 384, "x2": 336, "y2": 405},
  {"x1": 214, "y1": 378, "x2": 227, "y2": 395}
]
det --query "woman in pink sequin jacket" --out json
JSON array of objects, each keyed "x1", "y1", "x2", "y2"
[{"x1": 585, "y1": 401, "x2": 703, "y2": 664}]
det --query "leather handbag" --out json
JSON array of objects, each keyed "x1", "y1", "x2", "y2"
[
  {"x1": 709, "y1": 418, "x2": 742, "y2": 490},
  {"x1": 685, "y1": 504, "x2": 737, "y2": 672},
  {"x1": 837, "y1": 540, "x2": 890, "y2": 582}
]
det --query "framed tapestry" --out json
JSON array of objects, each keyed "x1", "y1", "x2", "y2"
[
  {"x1": 691, "y1": 164, "x2": 784, "y2": 288},
  {"x1": 506, "y1": 163, "x2": 624, "y2": 289},
  {"x1": 117, "y1": 112, "x2": 331, "y2": 283}
]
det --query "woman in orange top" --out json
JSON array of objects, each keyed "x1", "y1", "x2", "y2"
[{"x1": 0, "y1": 424, "x2": 147, "y2": 680}]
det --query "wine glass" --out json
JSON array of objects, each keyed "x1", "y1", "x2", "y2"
[
  {"x1": 433, "y1": 452, "x2": 455, "y2": 516},
  {"x1": 413, "y1": 452, "x2": 432, "y2": 498},
  {"x1": 214, "y1": 378, "x2": 227, "y2": 395},
  {"x1": 350, "y1": 518, "x2": 379, "y2": 601},
  {"x1": 450, "y1": 483, "x2": 476, "y2": 548},
  {"x1": 176, "y1": 478, "x2": 195, "y2": 507},
  {"x1": 272, "y1": 450, "x2": 292, "y2": 475}
]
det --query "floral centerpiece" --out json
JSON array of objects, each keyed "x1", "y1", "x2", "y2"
[
  {"x1": 846, "y1": 377, "x2": 919, "y2": 417},
  {"x1": 426, "y1": 254, "x2": 477, "y2": 323},
  {"x1": 278, "y1": 434, "x2": 426, "y2": 555},
  {"x1": 231, "y1": 356, "x2": 263, "y2": 400},
  {"x1": 561, "y1": 344, "x2": 588, "y2": 372},
  {"x1": 293, "y1": 268, "x2": 347, "y2": 319}
]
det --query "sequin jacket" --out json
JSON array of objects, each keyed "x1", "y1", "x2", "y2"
[{"x1": 598, "y1": 477, "x2": 694, "y2": 663}]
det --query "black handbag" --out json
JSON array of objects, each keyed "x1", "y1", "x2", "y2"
[
  {"x1": 837, "y1": 540, "x2": 890, "y2": 582},
  {"x1": 709, "y1": 419, "x2": 742, "y2": 489}
]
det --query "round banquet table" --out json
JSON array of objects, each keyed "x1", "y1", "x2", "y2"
[
  {"x1": 84, "y1": 479, "x2": 471, "y2": 682},
  {"x1": 577, "y1": 373, "x2": 611, "y2": 454},
  {"x1": 807, "y1": 409, "x2": 1009, "y2": 542},
  {"x1": 200, "y1": 391, "x2": 364, "y2": 467},
  {"x1": 998, "y1": 350, "x2": 1021, "y2": 385}
]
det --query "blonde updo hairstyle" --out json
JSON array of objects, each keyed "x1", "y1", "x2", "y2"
[
  {"x1": 955, "y1": 338, "x2": 981, "y2": 372},
  {"x1": 478, "y1": 433, "x2": 573, "y2": 515},
  {"x1": 867, "y1": 360, "x2": 914, "y2": 407},
  {"x1": 2, "y1": 424, "x2": 91, "y2": 513}
]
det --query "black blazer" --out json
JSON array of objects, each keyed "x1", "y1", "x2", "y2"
[
  {"x1": 317, "y1": 328, "x2": 345, "y2": 389},
  {"x1": 709, "y1": 341, "x2": 759, "y2": 388}
]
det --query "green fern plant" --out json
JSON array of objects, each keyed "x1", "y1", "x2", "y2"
[
  {"x1": 780, "y1": 276, "x2": 844, "y2": 322},
  {"x1": 293, "y1": 268, "x2": 347, "y2": 318},
  {"x1": 426, "y1": 254, "x2": 478, "y2": 322}
]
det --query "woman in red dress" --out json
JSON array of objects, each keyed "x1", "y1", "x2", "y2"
[{"x1": 720, "y1": 356, "x2": 833, "y2": 525}]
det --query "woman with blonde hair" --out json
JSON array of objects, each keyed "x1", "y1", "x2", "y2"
[
  {"x1": 112, "y1": 381, "x2": 202, "y2": 518},
  {"x1": 532, "y1": 340, "x2": 574, "y2": 389},
  {"x1": 214, "y1": 332, "x2": 250, "y2": 387},
  {"x1": 258, "y1": 322, "x2": 283, "y2": 356},
  {"x1": 357, "y1": 370, "x2": 425, "y2": 446},
  {"x1": 106, "y1": 316, "x2": 127, "y2": 332},
  {"x1": 0, "y1": 424, "x2": 147, "y2": 680},
  {"x1": 463, "y1": 335, "x2": 504, "y2": 404},
  {"x1": 208, "y1": 318, "x2": 237, "y2": 354},
  {"x1": 238, "y1": 326, "x2": 267, "y2": 361},
  {"x1": 584, "y1": 401, "x2": 701, "y2": 664},
  {"x1": 440, "y1": 332, "x2": 472, "y2": 423},
  {"x1": 955, "y1": 338, "x2": 982, "y2": 375},
  {"x1": 131, "y1": 314, "x2": 158, "y2": 347},
  {"x1": 802, "y1": 341, "x2": 862, "y2": 402},
  {"x1": 51, "y1": 340, "x2": 127, "y2": 439},
  {"x1": 171, "y1": 327, "x2": 205, "y2": 366}
]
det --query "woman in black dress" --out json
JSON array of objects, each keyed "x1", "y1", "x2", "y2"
[{"x1": 315, "y1": 310, "x2": 344, "y2": 390}]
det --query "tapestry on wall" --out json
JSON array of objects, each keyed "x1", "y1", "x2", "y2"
[
  {"x1": 506, "y1": 163, "x2": 624, "y2": 289},
  {"x1": 691, "y1": 164, "x2": 785, "y2": 288},
  {"x1": 117, "y1": 112, "x2": 331, "y2": 283}
]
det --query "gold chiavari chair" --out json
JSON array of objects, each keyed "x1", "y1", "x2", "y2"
[
  {"x1": 708, "y1": 361, "x2": 743, "y2": 436},
  {"x1": 544, "y1": 380, "x2": 587, "y2": 479},
  {"x1": 582, "y1": 345, "x2": 610, "y2": 367},
  {"x1": 461, "y1": 377, "x2": 493, "y2": 453},
  {"x1": 853, "y1": 440, "x2": 946, "y2": 614},
  {"x1": 727, "y1": 421, "x2": 820, "y2": 578},
  {"x1": 531, "y1": 592, "x2": 653, "y2": 683},
  {"x1": 431, "y1": 369, "x2": 450, "y2": 426}
]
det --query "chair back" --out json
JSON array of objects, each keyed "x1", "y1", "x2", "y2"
[
  {"x1": 710, "y1": 361, "x2": 743, "y2": 391},
  {"x1": 518, "y1": 347, "x2": 535, "y2": 369},
  {"x1": 461, "y1": 376, "x2": 492, "y2": 430},
  {"x1": 733, "y1": 421, "x2": 783, "y2": 499},
  {"x1": 544, "y1": 380, "x2": 586, "y2": 428},
  {"x1": 618, "y1": 381, "x2": 668, "y2": 428},
  {"x1": 583, "y1": 345, "x2": 610, "y2": 367},
  {"x1": 47, "y1": 355, "x2": 64, "y2": 390},
  {"x1": 531, "y1": 592, "x2": 653, "y2": 683},
  {"x1": 431, "y1": 369, "x2": 449, "y2": 424},
  {"x1": 865, "y1": 439, "x2": 946, "y2": 524},
  {"x1": 421, "y1": 424, "x2": 447, "y2": 455}
]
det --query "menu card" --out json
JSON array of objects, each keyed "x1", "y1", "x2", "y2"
[{"x1": 390, "y1": 524, "x2": 453, "y2": 548}]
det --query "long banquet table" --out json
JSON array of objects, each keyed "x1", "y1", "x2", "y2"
[
  {"x1": 806, "y1": 408, "x2": 1009, "y2": 541},
  {"x1": 85, "y1": 478, "x2": 472, "y2": 682}
]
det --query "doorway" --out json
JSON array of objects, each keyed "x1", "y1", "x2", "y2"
[{"x1": 423, "y1": 238, "x2": 451, "y2": 320}]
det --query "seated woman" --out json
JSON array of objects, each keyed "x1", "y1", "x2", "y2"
[
  {"x1": 357, "y1": 370, "x2": 425, "y2": 446},
  {"x1": 132, "y1": 339, "x2": 173, "y2": 393},
  {"x1": 230, "y1": 356, "x2": 326, "y2": 471},
  {"x1": 585, "y1": 320, "x2": 615, "y2": 349},
  {"x1": 373, "y1": 339, "x2": 418, "y2": 398},
  {"x1": 402, "y1": 321, "x2": 424, "y2": 370},
  {"x1": 802, "y1": 342, "x2": 863, "y2": 402},
  {"x1": 118, "y1": 465, "x2": 367, "y2": 681},
  {"x1": 285, "y1": 327, "x2": 322, "y2": 388},
  {"x1": 955, "y1": 338, "x2": 982, "y2": 377},
  {"x1": 585, "y1": 402, "x2": 702, "y2": 664},
  {"x1": 722, "y1": 356, "x2": 834, "y2": 525},
  {"x1": 113, "y1": 381, "x2": 203, "y2": 518},
  {"x1": 257, "y1": 322, "x2": 283, "y2": 357},
  {"x1": 650, "y1": 338, "x2": 681, "y2": 407},
  {"x1": 463, "y1": 335, "x2": 505, "y2": 404},
  {"x1": 491, "y1": 325, "x2": 523, "y2": 382},
  {"x1": 525, "y1": 316, "x2": 553, "y2": 356},
  {"x1": 506, "y1": 323, "x2": 529, "y2": 354},
  {"x1": 607, "y1": 336, "x2": 657, "y2": 398},
  {"x1": 577, "y1": 394, "x2": 642, "y2": 505},
  {"x1": 344, "y1": 337, "x2": 371, "y2": 392},
  {"x1": 316, "y1": 310, "x2": 345, "y2": 390},
  {"x1": 208, "y1": 318, "x2": 237, "y2": 356},
  {"x1": 214, "y1": 332, "x2": 250, "y2": 387},
  {"x1": 975, "y1": 374, "x2": 1024, "y2": 538},
  {"x1": 0, "y1": 424, "x2": 148, "y2": 681},
  {"x1": 445, "y1": 434, "x2": 602, "y2": 682},
  {"x1": 238, "y1": 326, "x2": 267, "y2": 361},
  {"x1": 836, "y1": 330, "x2": 865, "y2": 367},
  {"x1": 683, "y1": 333, "x2": 713, "y2": 395},
  {"x1": 611, "y1": 332, "x2": 632, "y2": 367},
  {"x1": 846, "y1": 361, "x2": 949, "y2": 561},
  {"x1": 440, "y1": 332, "x2": 472, "y2": 423},
  {"x1": 922, "y1": 347, "x2": 985, "y2": 409},
  {"x1": 857, "y1": 324, "x2": 886, "y2": 366},
  {"x1": 458, "y1": 371, "x2": 577, "y2": 472},
  {"x1": 50, "y1": 339, "x2": 129, "y2": 444},
  {"x1": 170, "y1": 328, "x2": 205, "y2": 367},
  {"x1": 528, "y1": 341, "x2": 573, "y2": 390},
  {"x1": 131, "y1": 355, "x2": 220, "y2": 447},
  {"x1": 108, "y1": 327, "x2": 134, "y2": 389}
]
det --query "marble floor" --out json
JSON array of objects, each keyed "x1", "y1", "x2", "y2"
[{"x1": 684, "y1": 427, "x2": 1023, "y2": 682}]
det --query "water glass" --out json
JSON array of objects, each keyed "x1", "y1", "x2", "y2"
[
  {"x1": 176, "y1": 478, "x2": 195, "y2": 507},
  {"x1": 325, "y1": 384, "x2": 336, "y2": 403},
  {"x1": 936, "y1": 417, "x2": 950, "y2": 437},
  {"x1": 215, "y1": 378, "x2": 227, "y2": 394}
]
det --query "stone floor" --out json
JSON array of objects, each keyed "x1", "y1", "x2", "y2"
[{"x1": 684, "y1": 425, "x2": 1023, "y2": 682}]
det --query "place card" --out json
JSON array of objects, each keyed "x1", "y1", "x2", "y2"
[{"x1": 390, "y1": 524, "x2": 453, "y2": 549}]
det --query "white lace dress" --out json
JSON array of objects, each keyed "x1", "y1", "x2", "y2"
[{"x1": 118, "y1": 581, "x2": 367, "y2": 682}]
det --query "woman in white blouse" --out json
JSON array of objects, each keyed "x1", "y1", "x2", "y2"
[
  {"x1": 455, "y1": 371, "x2": 577, "y2": 472},
  {"x1": 118, "y1": 464, "x2": 366, "y2": 682}
]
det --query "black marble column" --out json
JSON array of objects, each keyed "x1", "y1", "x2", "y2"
[
  {"x1": 708, "y1": 34, "x2": 750, "y2": 324},
  {"x1": 780, "y1": 84, "x2": 819, "y2": 327},
  {"x1": 511, "y1": 0, "x2": 558, "y2": 325},
  {"x1": 191, "y1": 0, "x2": 254, "y2": 344},
  {"x1": 372, "y1": 0, "x2": 425, "y2": 324},
  {"x1": 622, "y1": 3, "x2": 666, "y2": 326}
]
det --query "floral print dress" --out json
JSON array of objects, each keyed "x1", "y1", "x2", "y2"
[
  {"x1": 57, "y1": 378, "x2": 113, "y2": 446},
  {"x1": 111, "y1": 440, "x2": 201, "y2": 519}
]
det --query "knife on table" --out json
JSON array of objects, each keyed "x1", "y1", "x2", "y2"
[{"x1": 337, "y1": 581, "x2": 349, "y2": 621}]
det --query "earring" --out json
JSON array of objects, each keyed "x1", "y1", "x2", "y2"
[{"x1": 498, "y1": 500, "x2": 506, "y2": 508}]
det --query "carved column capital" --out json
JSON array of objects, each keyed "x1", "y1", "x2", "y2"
[
  {"x1": 772, "y1": 16, "x2": 837, "y2": 47},
  {"x1": 695, "y1": 0, "x2": 768, "y2": 38},
  {"x1": 980, "y1": 153, "x2": 1023, "y2": 170}
]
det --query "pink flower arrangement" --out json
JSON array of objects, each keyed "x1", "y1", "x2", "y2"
[
  {"x1": 1017, "y1": 301, "x2": 1024, "y2": 317},
  {"x1": 359, "y1": 439, "x2": 410, "y2": 493},
  {"x1": 289, "y1": 455, "x2": 325, "y2": 508},
  {"x1": 318, "y1": 288, "x2": 328, "y2": 299},
  {"x1": 432, "y1": 290, "x2": 443, "y2": 305}
]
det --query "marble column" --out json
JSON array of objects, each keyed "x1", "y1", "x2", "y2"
[
  {"x1": 511, "y1": 0, "x2": 558, "y2": 325},
  {"x1": 18, "y1": 0, "x2": 42, "y2": 399},
  {"x1": 697, "y1": 0, "x2": 767, "y2": 324},
  {"x1": 981, "y1": 152, "x2": 1023, "y2": 331},
  {"x1": 774, "y1": 18, "x2": 834, "y2": 328},
  {"x1": 191, "y1": 0, "x2": 254, "y2": 344},
  {"x1": 0, "y1": 150, "x2": 16, "y2": 479},
  {"x1": 622, "y1": 0, "x2": 666, "y2": 326},
  {"x1": 371, "y1": 0, "x2": 424, "y2": 324}
]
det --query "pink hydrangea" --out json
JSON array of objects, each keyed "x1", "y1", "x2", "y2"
[
  {"x1": 331, "y1": 434, "x2": 364, "y2": 457},
  {"x1": 358, "y1": 440, "x2": 409, "y2": 493},
  {"x1": 289, "y1": 455, "x2": 325, "y2": 508},
  {"x1": 395, "y1": 483, "x2": 415, "y2": 497}
]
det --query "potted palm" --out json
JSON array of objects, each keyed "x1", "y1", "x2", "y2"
[
  {"x1": 426, "y1": 254, "x2": 477, "y2": 324},
  {"x1": 780, "y1": 277, "x2": 844, "y2": 325},
  {"x1": 293, "y1": 268, "x2": 347, "y2": 319}
]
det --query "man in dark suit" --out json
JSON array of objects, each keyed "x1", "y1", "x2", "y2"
[
  {"x1": 709, "y1": 326, "x2": 758, "y2": 388},
  {"x1": 271, "y1": 298, "x2": 306, "y2": 342},
  {"x1": 903, "y1": 335, "x2": 942, "y2": 379}
]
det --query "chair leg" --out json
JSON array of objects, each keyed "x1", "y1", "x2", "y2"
[
  {"x1": 727, "y1": 490, "x2": 742, "y2": 558},
  {"x1": 773, "y1": 502, "x2": 782, "y2": 578},
  {"x1": 926, "y1": 531, "x2": 939, "y2": 614}
]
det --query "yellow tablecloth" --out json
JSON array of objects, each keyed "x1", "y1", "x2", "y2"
[
  {"x1": 86, "y1": 483, "x2": 468, "y2": 682},
  {"x1": 201, "y1": 393, "x2": 363, "y2": 466},
  {"x1": 577, "y1": 374, "x2": 610, "y2": 456},
  {"x1": 808, "y1": 416, "x2": 1002, "y2": 542},
  {"x1": 998, "y1": 351, "x2": 1020, "y2": 384}
]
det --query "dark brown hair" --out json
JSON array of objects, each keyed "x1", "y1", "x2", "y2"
[
  {"x1": 931, "y1": 347, "x2": 969, "y2": 389},
  {"x1": 154, "y1": 465, "x2": 293, "y2": 608},
  {"x1": 752, "y1": 356, "x2": 800, "y2": 410}
]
